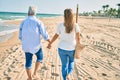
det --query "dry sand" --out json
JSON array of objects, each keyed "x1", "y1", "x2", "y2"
[{"x1": 0, "y1": 16, "x2": 120, "y2": 80}]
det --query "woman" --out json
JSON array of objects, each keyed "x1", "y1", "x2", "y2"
[{"x1": 47, "y1": 8, "x2": 80, "y2": 80}]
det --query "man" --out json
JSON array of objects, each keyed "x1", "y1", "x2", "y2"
[{"x1": 19, "y1": 6, "x2": 50, "y2": 80}]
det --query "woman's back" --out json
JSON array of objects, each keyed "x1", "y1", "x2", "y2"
[{"x1": 56, "y1": 23, "x2": 80, "y2": 51}]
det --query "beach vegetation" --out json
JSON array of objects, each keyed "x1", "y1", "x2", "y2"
[{"x1": 80, "y1": 3, "x2": 120, "y2": 20}]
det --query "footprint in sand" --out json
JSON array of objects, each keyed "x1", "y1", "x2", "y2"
[
  {"x1": 4, "y1": 77, "x2": 11, "y2": 80},
  {"x1": 58, "y1": 64, "x2": 61, "y2": 66},
  {"x1": 88, "y1": 76, "x2": 94, "y2": 80},
  {"x1": 81, "y1": 63, "x2": 85, "y2": 65},
  {"x1": 115, "y1": 74, "x2": 120, "y2": 79},
  {"x1": 51, "y1": 73, "x2": 59, "y2": 77},
  {"x1": 90, "y1": 65, "x2": 99, "y2": 68},
  {"x1": 41, "y1": 66, "x2": 48, "y2": 70},
  {"x1": 102, "y1": 73, "x2": 107, "y2": 76},
  {"x1": 51, "y1": 64, "x2": 55, "y2": 67},
  {"x1": 94, "y1": 65, "x2": 99, "y2": 68}
]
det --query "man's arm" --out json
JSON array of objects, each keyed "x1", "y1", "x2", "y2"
[
  {"x1": 38, "y1": 22, "x2": 49, "y2": 41},
  {"x1": 19, "y1": 22, "x2": 23, "y2": 41}
]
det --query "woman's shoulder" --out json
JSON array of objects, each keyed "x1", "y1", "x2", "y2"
[
  {"x1": 74, "y1": 23, "x2": 80, "y2": 32},
  {"x1": 58, "y1": 22, "x2": 64, "y2": 28},
  {"x1": 58, "y1": 22, "x2": 64, "y2": 26},
  {"x1": 74, "y1": 23, "x2": 79, "y2": 26},
  {"x1": 74, "y1": 23, "x2": 80, "y2": 29},
  {"x1": 56, "y1": 22, "x2": 64, "y2": 31}
]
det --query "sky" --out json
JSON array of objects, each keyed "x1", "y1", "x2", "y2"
[{"x1": 0, "y1": 0, "x2": 119, "y2": 14}]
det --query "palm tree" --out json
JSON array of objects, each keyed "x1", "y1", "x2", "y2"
[
  {"x1": 117, "y1": 3, "x2": 120, "y2": 18},
  {"x1": 102, "y1": 5, "x2": 106, "y2": 11},
  {"x1": 98, "y1": 10, "x2": 102, "y2": 16},
  {"x1": 108, "y1": 8, "x2": 117, "y2": 21},
  {"x1": 105, "y1": 5, "x2": 109, "y2": 17},
  {"x1": 105, "y1": 5, "x2": 109, "y2": 9},
  {"x1": 93, "y1": 11, "x2": 97, "y2": 16},
  {"x1": 102, "y1": 5, "x2": 106, "y2": 15},
  {"x1": 102, "y1": 5, "x2": 109, "y2": 16}
]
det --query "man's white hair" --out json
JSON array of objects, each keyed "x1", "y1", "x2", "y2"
[{"x1": 28, "y1": 6, "x2": 37, "y2": 15}]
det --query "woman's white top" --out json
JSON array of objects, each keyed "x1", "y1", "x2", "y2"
[{"x1": 56, "y1": 23, "x2": 80, "y2": 51}]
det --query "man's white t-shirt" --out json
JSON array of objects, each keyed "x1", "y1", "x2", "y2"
[{"x1": 56, "y1": 23, "x2": 80, "y2": 51}]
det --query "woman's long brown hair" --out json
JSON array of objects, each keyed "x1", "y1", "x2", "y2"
[{"x1": 64, "y1": 9, "x2": 74, "y2": 33}]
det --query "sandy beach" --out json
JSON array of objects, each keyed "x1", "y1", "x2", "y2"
[{"x1": 0, "y1": 16, "x2": 120, "y2": 80}]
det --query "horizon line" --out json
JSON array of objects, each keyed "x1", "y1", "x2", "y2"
[{"x1": 0, "y1": 11, "x2": 62, "y2": 15}]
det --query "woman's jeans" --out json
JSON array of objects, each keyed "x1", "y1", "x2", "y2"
[
  {"x1": 58, "y1": 48, "x2": 75, "y2": 80},
  {"x1": 25, "y1": 48, "x2": 43, "y2": 69}
]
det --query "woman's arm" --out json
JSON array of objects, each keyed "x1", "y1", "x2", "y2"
[
  {"x1": 76, "y1": 32, "x2": 80, "y2": 44},
  {"x1": 46, "y1": 39, "x2": 51, "y2": 43},
  {"x1": 47, "y1": 33, "x2": 59, "y2": 49},
  {"x1": 50, "y1": 34, "x2": 59, "y2": 44}
]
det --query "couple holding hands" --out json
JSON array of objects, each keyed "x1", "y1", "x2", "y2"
[{"x1": 19, "y1": 6, "x2": 80, "y2": 80}]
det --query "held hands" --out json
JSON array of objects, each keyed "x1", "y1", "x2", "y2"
[
  {"x1": 46, "y1": 39, "x2": 52, "y2": 49},
  {"x1": 47, "y1": 34, "x2": 59, "y2": 49},
  {"x1": 47, "y1": 42, "x2": 52, "y2": 49}
]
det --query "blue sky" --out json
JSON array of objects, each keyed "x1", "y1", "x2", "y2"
[{"x1": 0, "y1": 0, "x2": 119, "y2": 14}]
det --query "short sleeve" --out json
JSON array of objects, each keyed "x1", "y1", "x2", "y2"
[
  {"x1": 75, "y1": 23, "x2": 80, "y2": 33},
  {"x1": 56, "y1": 24, "x2": 61, "y2": 35}
]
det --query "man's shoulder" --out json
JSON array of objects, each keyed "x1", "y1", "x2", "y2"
[
  {"x1": 32, "y1": 17, "x2": 43, "y2": 24},
  {"x1": 21, "y1": 17, "x2": 44, "y2": 26}
]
